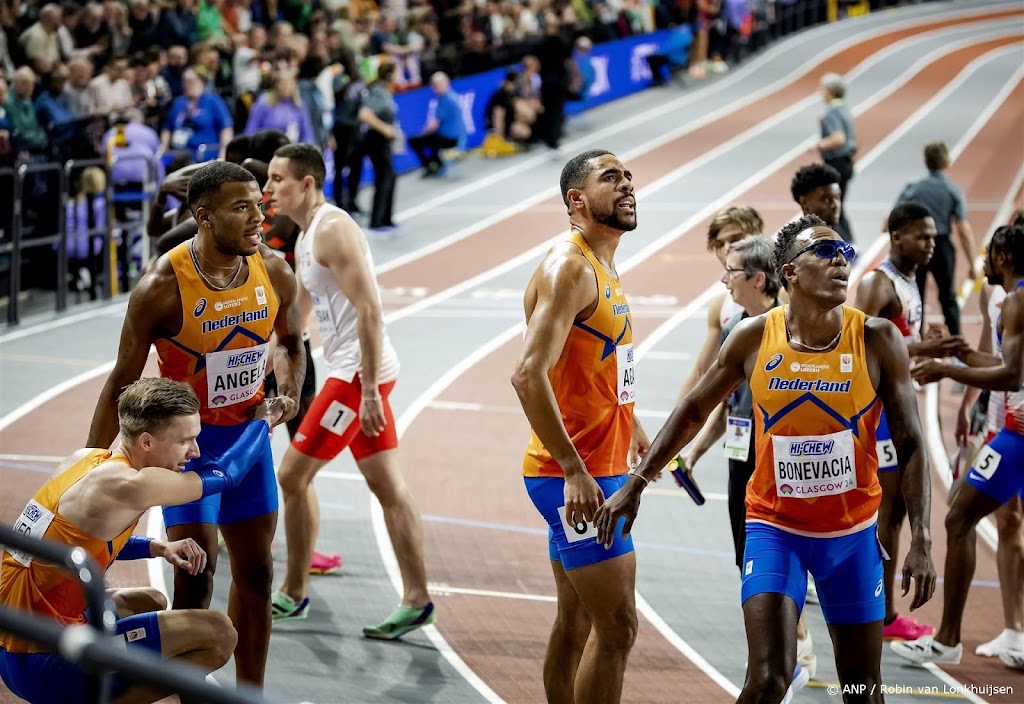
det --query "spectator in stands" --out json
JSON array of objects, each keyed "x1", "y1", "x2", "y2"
[
  {"x1": 233, "y1": 24, "x2": 268, "y2": 128},
  {"x1": 0, "y1": 23, "x2": 13, "y2": 79},
  {"x1": 161, "y1": 45, "x2": 189, "y2": 98},
  {"x1": 65, "y1": 56, "x2": 94, "y2": 116},
  {"x1": 35, "y1": 62, "x2": 74, "y2": 134},
  {"x1": 357, "y1": 60, "x2": 399, "y2": 232},
  {"x1": 6, "y1": 66, "x2": 48, "y2": 156},
  {"x1": 130, "y1": 49, "x2": 171, "y2": 121},
  {"x1": 332, "y1": 49, "x2": 366, "y2": 213},
  {"x1": 482, "y1": 70, "x2": 525, "y2": 157},
  {"x1": 197, "y1": 0, "x2": 227, "y2": 44},
  {"x1": 571, "y1": 37, "x2": 595, "y2": 104},
  {"x1": 161, "y1": 67, "x2": 233, "y2": 160},
  {"x1": 57, "y1": 2, "x2": 80, "y2": 61},
  {"x1": 646, "y1": 23, "x2": 692, "y2": 86},
  {"x1": 127, "y1": 0, "x2": 158, "y2": 55},
  {"x1": 104, "y1": 107, "x2": 163, "y2": 187},
  {"x1": 534, "y1": 13, "x2": 575, "y2": 153},
  {"x1": 74, "y1": 2, "x2": 113, "y2": 71},
  {"x1": 408, "y1": 71, "x2": 465, "y2": 177},
  {"x1": 157, "y1": 0, "x2": 199, "y2": 48},
  {"x1": 817, "y1": 72, "x2": 856, "y2": 242},
  {"x1": 89, "y1": 54, "x2": 134, "y2": 116},
  {"x1": 896, "y1": 141, "x2": 978, "y2": 337},
  {"x1": 18, "y1": 3, "x2": 62, "y2": 74},
  {"x1": 0, "y1": 77, "x2": 12, "y2": 164},
  {"x1": 244, "y1": 69, "x2": 315, "y2": 144},
  {"x1": 106, "y1": 1, "x2": 133, "y2": 59},
  {"x1": 65, "y1": 165, "x2": 106, "y2": 294}
]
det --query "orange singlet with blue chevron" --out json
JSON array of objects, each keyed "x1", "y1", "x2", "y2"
[
  {"x1": 155, "y1": 242, "x2": 278, "y2": 425},
  {"x1": 0, "y1": 451, "x2": 136, "y2": 653},
  {"x1": 746, "y1": 306, "x2": 882, "y2": 536},
  {"x1": 522, "y1": 232, "x2": 635, "y2": 478}
]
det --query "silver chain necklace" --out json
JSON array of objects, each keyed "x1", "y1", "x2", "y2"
[
  {"x1": 190, "y1": 240, "x2": 243, "y2": 292},
  {"x1": 785, "y1": 307, "x2": 842, "y2": 352}
]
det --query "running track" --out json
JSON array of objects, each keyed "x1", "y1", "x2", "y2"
[{"x1": 1, "y1": 3, "x2": 1022, "y2": 702}]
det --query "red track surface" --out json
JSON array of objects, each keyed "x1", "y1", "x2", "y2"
[{"x1": 1, "y1": 8, "x2": 1022, "y2": 703}]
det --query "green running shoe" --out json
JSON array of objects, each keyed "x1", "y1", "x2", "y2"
[
  {"x1": 363, "y1": 602, "x2": 437, "y2": 640},
  {"x1": 271, "y1": 591, "x2": 310, "y2": 624}
]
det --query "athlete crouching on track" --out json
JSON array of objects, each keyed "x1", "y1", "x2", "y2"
[
  {"x1": 88, "y1": 161, "x2": 306, "y2": 687},
  {"x1": 0, "y1": 378, "x2": 283, "y2": 704},
  {"x1": 597, "y1": 215, "x2": 937, "y2": 704}
]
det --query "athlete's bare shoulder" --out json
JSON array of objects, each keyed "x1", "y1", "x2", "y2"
[
  {"x1": 130, "y1": 253, "x2": 181, "y2": 326},
  {"x1": 524, "y1": 241, "x2": 598, "y2": 320}
]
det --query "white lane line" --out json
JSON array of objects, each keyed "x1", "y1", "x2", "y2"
[
  {"x1": 427, "y1": 584, "x2": 558, "y2": 603},
  {"x1": 382, "y1": 26, "x2": 1003, "y2": 334},
  {"x1": 377, "y1": 5, "x2": 1015, "y2": 274},
  {"x1": 0, "y1": 453, "x2": 65, "y2": 463},
  {"x1": 0, "y1": 14, "x2": 1011, "y2": 702},
  {"x1": 318, "y1": 471, "x2": 367, "y2": 482},
  {"x1": 374, "y1": 35, "x2": 1024, "y2": 697},
  {"x1": 0, "y1": 361, "x2": 115, "y2": 433},
  {"x1": 1, "y1": 6, "x2": 1000, "y2": 348}
]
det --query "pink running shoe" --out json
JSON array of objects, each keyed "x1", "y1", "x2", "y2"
[
  {"x1": 884, "y1": 613, "x2": 935, "y2": 641},
  {"x1": 309, "y1": 551, "x2": 342, "y2": 575}
]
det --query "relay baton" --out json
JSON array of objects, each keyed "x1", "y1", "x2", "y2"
[{"x1": 668, "y1": 456, "x2": 706, "y2": 506}]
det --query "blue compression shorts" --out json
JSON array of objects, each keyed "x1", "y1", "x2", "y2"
[
  {"x1": 524, "y1": 474, "x2": 634, "y2": 570},
  {"x1": 0, "y1": 612, "x2": 162, "y2": 704},
  {"x1": 741, "y1": 521, "x2": 885, "y2": 625},
  {"x1": 875, "y1": 411, "x2": 898, "y2": 472},
  {"x1": 967, "y1": 428, "x2": 1024, "y2": 505},
  {"x1": 163, "y1": 419, "x2": 277, "y2": 527}
]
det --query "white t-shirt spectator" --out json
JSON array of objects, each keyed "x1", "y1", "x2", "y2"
[
  {"x1": 19, "y1": 22, "x2": 61, "y2": 68},
  {"x1": 89, "y1": 74, "x2": 134, "y2": 115},
  {"x1": 233, "y1": 47, "x2": 262, "y2": 94}
]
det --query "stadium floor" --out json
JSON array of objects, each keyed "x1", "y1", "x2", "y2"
[{"x1": 1, "y1": 2, "x2": 1022, "y2": 702}]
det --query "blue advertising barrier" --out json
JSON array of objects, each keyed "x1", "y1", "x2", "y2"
[{"x1": 387, "y1": 31, "x2": 671, "y2": 175}]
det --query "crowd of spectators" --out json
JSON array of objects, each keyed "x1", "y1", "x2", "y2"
[
  {"x1": 0, "y1": 1, "x2": 849, "y2": 170},
  {"x1": 0, "y1": 0, "x2": 866, "y2": 295}
]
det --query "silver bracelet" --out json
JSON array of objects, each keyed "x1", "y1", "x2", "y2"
[{"x1": 629, "y1": 472, "x2": 649, "y2": 487}]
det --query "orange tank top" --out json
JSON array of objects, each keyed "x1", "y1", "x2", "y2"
[
  {"x1": 0, "y1": 451, "x2": 137, "y2": 653},
  {"x1": 155, "y1": 241, "x2": 278, "y2": 425},
  {"x1": 746, "y1": 306, "x2": 882, "y2": 536},
  {"x1": 522, "y1": 233, "x2": 635, "y2": 478}
]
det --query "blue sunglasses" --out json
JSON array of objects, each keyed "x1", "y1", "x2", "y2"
[{"x1": 786, "y1": 240, "x2": 857, "y2": 265}]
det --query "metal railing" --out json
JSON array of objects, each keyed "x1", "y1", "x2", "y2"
[
  {"x1": 3, "y1": 161, "x2": 67, "y2": 325},
  {"x1": 0, "y1": 524, "x2": 277, "y2": 704}
]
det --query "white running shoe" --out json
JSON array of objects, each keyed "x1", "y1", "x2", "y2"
[
  {"x1": 797, "y1": 630, "x2": 817, "y2": 680},
  {"x1": 975, "y1": 629, "x2": 1024, "y2": 657},
  {"x1": 891, "y1": 636, "x2": 963, "y2": 665},
  {"x1": 999, "y1": 650, "x2": 1024, "y2": 670},
  {"x1": 806, "y1": 575, "x2": 819, "y2": 605},
  {"x1": 781, "y1": 663, "x2": 810, "y2": 704}
]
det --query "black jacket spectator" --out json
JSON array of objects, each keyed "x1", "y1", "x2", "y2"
[{"x1": 156, "y1": 3, "x2": 198, "y2": 49}]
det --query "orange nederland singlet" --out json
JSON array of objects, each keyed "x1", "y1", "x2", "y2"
[
  {"x1": 155, "y1": 241, "x2": 279, "y2": 426},
  {"x1": 522, "y1": 232, "x2": 635, "y2": 478},
  {"x1": 0, "y1": 451, "x2": 136, "y2": 653},
  {"x1": 746, "y1": 306, "x2": 882, "y2": 536}
]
